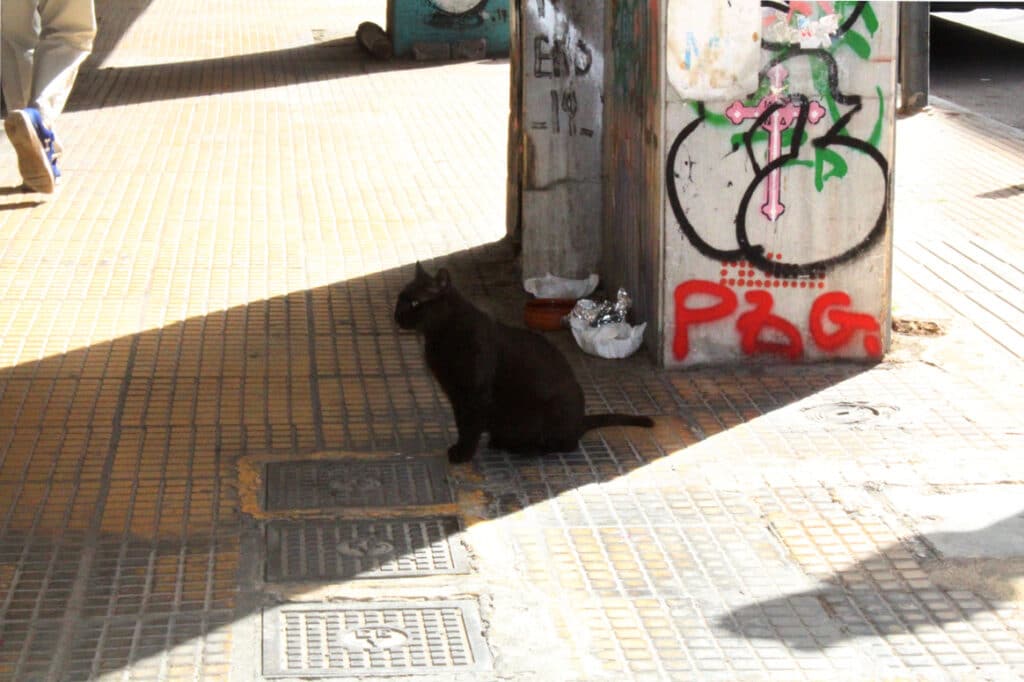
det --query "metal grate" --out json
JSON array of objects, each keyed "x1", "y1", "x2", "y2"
[
  {"x1": 262, "y1": 601, "x2": 490, "y2": 677},
  {"x1": 265, "y1": 517, "x2": 468, "y2": 582},
  {"x1": 264, "y1": 456, "x2": 450, "y2": 511}
]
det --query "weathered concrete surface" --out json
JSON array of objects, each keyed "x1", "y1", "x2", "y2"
[
  {"x1": 519, "y1": 0, "x2": 605, "y2": 281},
  {"x1": 883, "y1": 486, "x2": 1024, "y2": 560}
]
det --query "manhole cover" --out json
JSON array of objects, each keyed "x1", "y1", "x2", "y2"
[
  {"x1": 262, "y1": 601, "x2": 490, "y2": 677},
  {"x1": 264, "y1": 456, "x2": 450, "y2": 511},
  {"x1": 802, "y1": 401, "x2": 897, "y2": 425},
  {"x1": 265, "y1": 517, "x2": 468, "y2": 582}
]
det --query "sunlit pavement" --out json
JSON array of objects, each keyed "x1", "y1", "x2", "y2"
[{"x1": 0, "y1": 1, "x2": 1022, "y2": 679}]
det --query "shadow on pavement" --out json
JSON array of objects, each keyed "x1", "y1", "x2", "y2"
[
  {"x1": 977, "y1": 184, "x2": 1024, "y2": 200},
  {"x1": 68, "y1": 38, "x2": 499, "y2": 112},
  {"x1": 87, "y1": 0, "x2": 158, "y2": 67},
  {"x1": 70, "y1": 0, "x2": 508, "y2": 115},
  {"x1": 0, "y1": 237, "x2": 886, "y2": 678},
  {"x1": 717, "y1": 511, "x2": 1024, "y2": 651}
]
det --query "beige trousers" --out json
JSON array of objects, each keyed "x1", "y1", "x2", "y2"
[{"x1": 1, "y1": 0, "x2": 96, "y2": 125}]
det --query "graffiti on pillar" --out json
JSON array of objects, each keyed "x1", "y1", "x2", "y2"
[
  {"x1": 666, "y1": 2, "x2": 889, "y2": 362},
  {"x1": 526, "y1": 1, "x2": 600, "y2": 139},
  {"x1": 724, "y1": 64, "x2": 828, "y2": 221},
  {"x1": 666, "y1": 0, "x2": 887, "y2": 280},
  {"x1": 673, "y1": 278, "x2": 882, "y2": 361}
]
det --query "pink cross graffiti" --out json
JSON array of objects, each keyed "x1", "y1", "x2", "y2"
[{"x1": 725, "y1": 64, "x2": 827, "y2": 221}]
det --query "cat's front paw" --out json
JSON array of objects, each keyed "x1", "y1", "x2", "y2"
[{"x1": 447, "y1": 444, "x2": 476, "y2": 464}]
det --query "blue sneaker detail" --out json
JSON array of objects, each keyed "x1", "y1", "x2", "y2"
[{"x1": 4, "y1": 107, "x2": 60, "y2": 193}]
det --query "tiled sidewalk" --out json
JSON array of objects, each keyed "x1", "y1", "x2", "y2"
[{"x1": 1, "y1": 0, "x2": 1022, "y2": 680}]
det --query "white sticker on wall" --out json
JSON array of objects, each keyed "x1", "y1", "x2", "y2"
[{"x1": 666, "y1": 0, "x2": 762, "y2": 100}]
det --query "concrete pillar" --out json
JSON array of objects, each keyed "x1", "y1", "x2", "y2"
[
  {"x1": 603, "y1": 0, "x2": 898, "y2": 367},
  {"x1": 600, "y1": 0, "x2": 664, "y2": 336},
  {"x1": 518, "y1": 0, "x2": 605, "y2": 280},
  {"x1": 665, "y1": 1, "x2": 898, "y2": 367},
  {"x1": 899, "y1": 2, "x2": 930, "y2": 113}
]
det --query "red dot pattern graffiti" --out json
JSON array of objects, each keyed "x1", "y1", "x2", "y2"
[{"x1": 718, "y1": 254, "x2": 827, "y2": 290}]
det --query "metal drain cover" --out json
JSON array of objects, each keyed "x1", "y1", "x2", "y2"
[
  {"x1": 802, "y1": 401, "x2": 897, "y2": 426},
  {"x1": 262, "y1": 601, "x2": 490, "y2": 676},
  {"x1": 264, "y1": 456, "x2": 450, "y2": 511},
  {"x1": 265, "y1": 517, "x2": 468, "y2": 582}
]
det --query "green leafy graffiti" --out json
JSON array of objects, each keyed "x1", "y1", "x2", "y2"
[{"x1": 692, "y1": 2, "x2": 886, "y2": 193}]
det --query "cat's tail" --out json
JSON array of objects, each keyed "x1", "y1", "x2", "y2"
[{"x1": 582, "y1": 413, "x2": 655, "y2": 432}]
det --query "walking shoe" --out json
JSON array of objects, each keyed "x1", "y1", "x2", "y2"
[{"x1": 4, "y1": 107, "x2": 61, "y2": 193}]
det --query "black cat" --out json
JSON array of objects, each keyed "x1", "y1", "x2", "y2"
[{"x1": 394, "y1": 263, "x2": 654, "y2": 463}]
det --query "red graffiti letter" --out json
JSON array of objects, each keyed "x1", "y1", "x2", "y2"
[
  {"x1": 810, "y1": 292, "x2": 882, "y2": 357},
  {"x1": 736, "y1": 290, "x2": 804, "y2": 360},
  {"x1": 673, "y1": 280, "x2": 738, "y2": 360}
]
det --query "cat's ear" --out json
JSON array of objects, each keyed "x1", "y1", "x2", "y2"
[
  {"x1": 415, "y1": 261, "x2": 429, "y2": 280},
  {"x1": 435, "y1": 268, "x2": 451, "y2": 291}
]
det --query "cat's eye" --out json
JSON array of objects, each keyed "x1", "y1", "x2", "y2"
[{"x1": 409, "y1": 299, "x2": 420, "y2": 308}]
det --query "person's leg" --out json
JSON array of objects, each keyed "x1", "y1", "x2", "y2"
[
  {"x1": 1, "y1": 0, "x2": 42, "y2": 113},
  {"x1": 4, "y1": 104, "x2": 60, "y2": 192},
  {"x1": 2, "y1": 0, "x2": 55, "y2": 192},
  {"x1": 3, "y1": 0, "x2": 95, "y2": 193},
  {"x1": 32, "y1": 0, "x2": 96, "y2": 124}
]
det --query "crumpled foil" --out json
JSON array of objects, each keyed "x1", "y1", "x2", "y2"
[{"x1": 570, "y1": 288, "x2": 633, "y2": 328}]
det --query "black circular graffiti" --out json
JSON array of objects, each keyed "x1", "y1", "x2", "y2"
[
  {"x1": 666, "y1": 110, "x2": 743, "y2": 263},
  {"x1": 666, "y1": 48, "x2": 890, "y2": 279}
]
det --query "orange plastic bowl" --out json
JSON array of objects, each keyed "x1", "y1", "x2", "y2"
[{"x1": 524, "y1": 298, "x2": 576, "y2": 331}]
